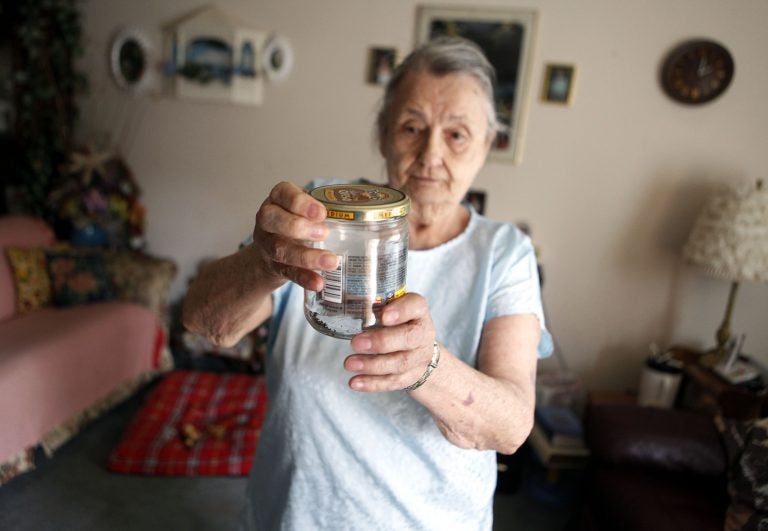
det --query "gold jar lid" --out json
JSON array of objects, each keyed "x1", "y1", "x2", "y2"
[{"x1": 309, "y1": 184, "x2": 410, "y2": 222}]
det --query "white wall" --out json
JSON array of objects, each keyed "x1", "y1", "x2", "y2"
[{"x1": 78, "y1": 0, "x2": 768, "y2": 391}]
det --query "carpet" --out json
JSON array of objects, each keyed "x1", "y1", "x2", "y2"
[{"x1": 107, "y1": 370, "x2": 267, "y2": 476}]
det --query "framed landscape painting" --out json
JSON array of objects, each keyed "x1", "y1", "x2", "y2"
[{"x1": 415, "y1": 6, "x2": 538, "y2": 164}]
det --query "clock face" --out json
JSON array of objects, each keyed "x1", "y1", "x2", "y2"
[{"x1": 660, "y1": 40, "x2": 734, "y2": 105}]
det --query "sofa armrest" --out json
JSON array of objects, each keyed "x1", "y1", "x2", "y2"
[{"x1": 586, "y1": 404, "x2": 726, "y2": 477}]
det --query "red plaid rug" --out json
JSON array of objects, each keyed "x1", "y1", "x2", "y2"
[{"x1": 108, "y1": 370, "x2": 267, "y2": 476}]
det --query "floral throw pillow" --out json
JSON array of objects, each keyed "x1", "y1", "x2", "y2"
[
  {"x1": 46, "y1": 249, "x2": 115, "y2": 307},
  {"x1": 5, "y1": 246, "x2": 52, "y2": 313}
]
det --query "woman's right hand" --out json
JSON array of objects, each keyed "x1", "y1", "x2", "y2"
[{"x1": 252, "y1": 181, "x2": 339, "y2": 291}]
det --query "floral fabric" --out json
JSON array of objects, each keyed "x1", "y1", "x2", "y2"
[
  {"x1": 719, "y1": 416, "x2": 768, "y2": 531},
  {"x1": 5, "y1": 246, "x2": 52, "y2": 313},
  {"x1": 5, "y1": 245, "x2": 177, "y2": 314},
  {"x1": 46, "y1": 249, "x2": 115, "y2": 306}
]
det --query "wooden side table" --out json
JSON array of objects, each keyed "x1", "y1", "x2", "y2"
[
  {"x1": 587, "y1": 390, "x2": 638, "y2": 408},
  {"x1": 668, "y1": 345, "x2": 767, "y2": 420}
]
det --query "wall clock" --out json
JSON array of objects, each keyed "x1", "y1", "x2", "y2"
[{"x1": 660, "y1": 39, "x2": 734, "y2": 105}]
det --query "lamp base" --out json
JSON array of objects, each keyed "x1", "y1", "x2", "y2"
[{"x1": 699, "y1": 347, "x2": 726, "y2": 368}]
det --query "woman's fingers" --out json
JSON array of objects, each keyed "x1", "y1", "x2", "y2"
[
  {"x1": 256, "y1": 198, "x2": 327, "y2": 241},
  {"x1": 265, "y1": 234, "x2": 338, "y2": 271},
  {"x1": 351, "y1": 318, "x2": 430, "y2": 354},
  {"x1": 346, "y1": 293, "x2": 436, "y2": 392},
  {"x1": 345, "y1": 346, "x2": 435, "y2": 392},
  {"x1": 251, "y1": 182, "x2": 338, "y2": 287},
  {"x1": 346, "y1": 368, "x2": 413, "y2": 392},
  {"x1": 345, "y1": 348, "x2": 423, "y2": 377},
  {"x1": 259, "y1": 234, "x2": 338, "y2": 291},
  {"x1": 268, "y1": 181, "x2": 326, "y2": 221},
  {"x1": 271, "y1": 262, "x2": 325, "y2": 292},
  {"x1": 380, "y1": 293, "x2": 430, "y2": 326},
  {"x1": 350, "y1": 294, "x2": 431, "y2": 353}
]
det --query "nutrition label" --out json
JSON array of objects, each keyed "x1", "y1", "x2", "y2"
[
  {"x1": 321, "y1": 258, "x2": 344, "y2": 304},
  {"x1": 320, "y1": 247, "x2": 407, "y2": 312}
]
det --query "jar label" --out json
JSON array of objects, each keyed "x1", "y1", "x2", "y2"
[
  {"x1": 320, "y1": 258, "x2": 344, "y2": 304},
  {"x1": 326, "y1": 210, "x2": 355, "y2": 220},
  {"x1": 320, "y1": 247, "x2": 407, "y2": 314},
  {"x1": 324, "y1": 187, "x2": 393, "y2": 205}
]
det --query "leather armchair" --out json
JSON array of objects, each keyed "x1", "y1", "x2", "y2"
[{"x1": 575, "y1": 404, "x2": 728, "y2": 531}]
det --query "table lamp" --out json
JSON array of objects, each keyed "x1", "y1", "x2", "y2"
[{"x1": 682, "y1": 179, "x2": 768, "y2": 364}]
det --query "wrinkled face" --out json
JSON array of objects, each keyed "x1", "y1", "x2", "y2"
[{"x1": 383, "y1": 71, "x2": 493, "y2": 209}]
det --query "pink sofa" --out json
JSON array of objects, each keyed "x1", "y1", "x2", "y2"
[{"x1": 0, "y1": 216, "x2": 174, "y2": 484}]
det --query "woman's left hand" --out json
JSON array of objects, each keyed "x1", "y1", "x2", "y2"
[{"x1": 345, "y1": 293, "x2": 437, "y2": 392}]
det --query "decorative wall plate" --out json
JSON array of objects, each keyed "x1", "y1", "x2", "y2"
[
  {"x1": 110, "y1": 28, "x2": 153, "y2": 93},
  {"x1": 261, "y1": 34, "x2": 294, "y2": 83}
]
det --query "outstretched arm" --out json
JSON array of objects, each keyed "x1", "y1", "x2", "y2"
[{"x1": 182, "y1": 181, "x2": 339, "y2": 347}]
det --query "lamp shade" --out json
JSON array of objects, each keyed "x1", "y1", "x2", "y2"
[{"x1": 683, "y1": 180, "x2": 768, "y2": 284}]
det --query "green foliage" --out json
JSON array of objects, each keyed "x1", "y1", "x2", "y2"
[{"x1": 7, "y1": 0, "x2": 88, "y2": 219}]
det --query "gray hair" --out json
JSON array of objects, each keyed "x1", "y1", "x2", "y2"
[{"x1": 376, "y1": 36, "x2": 499, "y2": 152}]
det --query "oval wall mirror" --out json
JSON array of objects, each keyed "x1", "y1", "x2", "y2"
[
  {"x1": 110, "y1": 28, "x2": 152, "y2": 93},
  {"x1": 262, "y1": 34, "x2": 294, "y2": 83}
]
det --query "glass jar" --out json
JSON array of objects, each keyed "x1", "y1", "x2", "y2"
[{"x1": 304, "y1": 183, "x2": 410, "y2": 339}]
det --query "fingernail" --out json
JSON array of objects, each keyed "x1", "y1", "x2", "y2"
[
  {"x1": 307, "y1": 203, "x2": 322, "y2": 219},
  {"x1": 311, "y1": 224, "x2": 326, "y2": 239},
  {"x1": 350, "y1": 379, "x2": 364, "y2": 390},
  {"x1": 320, "y1": 253, "x2": 338, "y2": 270},
  {"x1": 347, "y1": 359, "x2": 364, "y2": 371},
  {"x1": 383, "y1": 310, "x2": 399, "y2": 325}
]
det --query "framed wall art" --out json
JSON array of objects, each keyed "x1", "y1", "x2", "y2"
[
  {"x1": 464, "y1": 189, "x2": 487, "y2": 215},
  {"x1": 367, "y1": 47, "x2": 397, "y2": 86},
  {"x1": 162, "y1": 6, "x2": 266, "y2": 106},
  {"x1": 415, "y1": 6, "x2": 538, "y2": 164},
  {"x1": 541, "y1": 63, "x2": 576, "y2": 105}
]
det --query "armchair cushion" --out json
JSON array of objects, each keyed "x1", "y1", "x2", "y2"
[
  {"x1": 586, "y1": 404, "x2": 726, "y2": 478},
  {"x1": 583, "y1": 404, "x2": 730, "y2": 531},
  {"x1": 589, "y1": 467, "x2": 727, "y2": 531}
]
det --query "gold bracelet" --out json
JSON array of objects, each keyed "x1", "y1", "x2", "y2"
[{"x1": 403, "y1": 341, "x2": 440, "y2": 392}]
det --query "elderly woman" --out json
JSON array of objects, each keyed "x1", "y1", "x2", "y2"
[{"x1": 183, "y1": 37, "x2": 550, "y2": 530}]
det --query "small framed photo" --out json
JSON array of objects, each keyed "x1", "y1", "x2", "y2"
[
  {"x1": 367, "y1": 47, "x2": 397, "y2": 86},
  {"x1": 541, "y1": 63, "x2": 576, "y2": 105},
  {"x1": 464, "y1": 189, "x2": 487, "y2": 215}
]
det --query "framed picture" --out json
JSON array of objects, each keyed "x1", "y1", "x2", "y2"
[
  {"x1": 368, "y1": 47, "x2": 397, "y2": 86},
  {"x1": 464, "y1": 189, "x2": 487, "y2": 215},
  {"x1": 541, "y1": 63, "x2": 576, "y2": 105},
  {"x1": 162, "y1": 6, "x2": 266, "y2": 106},
  {"x1": 415, "y1": 6, "x2": 538, "y2": 164}
]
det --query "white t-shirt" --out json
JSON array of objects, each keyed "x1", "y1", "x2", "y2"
[{"x1": 242, "y1": 205, "x2": 551, "y2": 531}]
